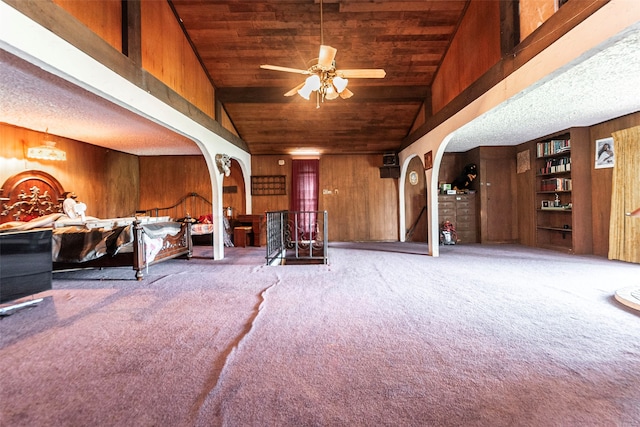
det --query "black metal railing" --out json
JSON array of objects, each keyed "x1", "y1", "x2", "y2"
[{"x1": 265, "y1": 210, "x2": 328, "y2": 265}]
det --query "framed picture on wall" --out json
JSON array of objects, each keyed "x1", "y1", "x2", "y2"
[
  {"x1": 424, "y1": 151, "x2": 433, "y2": 170},
  {"x1": 595, "y1": 137, "x2": 615, "y2": 169}
]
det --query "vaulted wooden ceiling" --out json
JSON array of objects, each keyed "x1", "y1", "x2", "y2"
[{"x1": 170, "y1": 0, "x2": 469, "y2": 155}]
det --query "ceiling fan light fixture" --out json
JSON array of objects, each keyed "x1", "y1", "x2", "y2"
[
  {"x1": 339, "y1": 88, "x2": 354, "y2": 99},
  {"x1": 306, "y1": 74, "x2": 322, "y2": 91},
  {"x1": 260, "y1": 0, "x2": 384, "y2": 107},
  {"x1": 325, "y1": 84, "x2": 339, "y2": 100},
  {"x1": 297, "y1": 84, "x2": 313, "y2": 100},
  {"x1": 333, "y1": 76, "x2": 348, "y2": 93}
]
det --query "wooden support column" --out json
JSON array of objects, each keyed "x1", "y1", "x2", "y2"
[
  {"x1": 500, "y1": 0, "x2": 520, "y2": 57},
  {"x1": 123, "y1": 0, "x2": 142, "y2": 66}
]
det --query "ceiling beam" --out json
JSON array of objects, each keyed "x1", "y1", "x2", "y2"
[{"x1": 217, "y1": 85, "x2": 429, "y2": 104}]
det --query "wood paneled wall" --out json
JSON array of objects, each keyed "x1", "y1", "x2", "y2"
[
  {"x1": 438, "y1": 153, "x2": 467, "y2": 186},
  {"x1": 251, "y1": 154, "x2": 399, "y2": 242},
  {"x1": 220, "y1": 108, "x2": 239, "y2": 138},
  {"x1": 515, "y1": 141, "x2": 537, "y2": 247},
  {"x1": 519, "y1": 0, "x2": 556, "y2": 41},
  {"x1": 319, "y1": 155, "x2": 399, "y2": 241},
  {"x1": 53, "y1": 0, "x2": 122, "y2": 51},
  {"x1": 404, "y1": 156, "x2": 427, "y2": 242},
  {"x1": 588, "y1": 112, "x2": 640, "y2": 257},
  {"x1": 51, "y1": 0, "x2": 241, "y2": 137},
  {"x1": 512, "y1": 113, "x2": 640, "y2": 256},
  {"x1": 431, "y1": 0, "x2": 501, "y2": 114},
  {"x1": 138, "y1": 155, "x2": 213, "y2": 219},
  {"x1": 249, "y1": 155, "x2": 292, "y2": 215},
  {"x1": 0, "y1": 123, "x2": 138, "y2": 219},
  {"x1": 140, "y1": 1, "x2": 215, "y2": 119},
  {"x1": 224, "y1": 159, "x2": 246, "y2": 217}
]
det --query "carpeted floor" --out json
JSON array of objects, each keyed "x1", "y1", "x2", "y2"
[{"x1": 1, "y1": 242, "x2": 639, "y2": 426}]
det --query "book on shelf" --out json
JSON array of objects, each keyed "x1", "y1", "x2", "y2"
[
  {"x1": 537, "y1": 156, "x2": 571, "y2": 175},
  {"x1": 536, "y1": 138, "x2": 571, "y2": 157},
  {"x1": 540, "y1": 178, "x2": 572, "y2": 192}
]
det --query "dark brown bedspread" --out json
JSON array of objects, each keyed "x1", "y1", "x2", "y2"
[
  {"x1": 52, "y1": 226, "x2": 132, "y2": 263},
  {"x1": 51, "y1": 222, "x2": 183, "y2": 264}
]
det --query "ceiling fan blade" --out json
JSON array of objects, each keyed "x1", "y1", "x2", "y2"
[
  {"x1": 260, "y1": 64, "x2": 310, "y2": 75},
  {"x1": 317, "y1": 45, "x2": 337, "y2": 70},
  {"x1": 337, "y1": 69, "x2": 386, "y2": 79},
  {"x1": 284, "y1": 82, "x2": 306, "y2": 97},
  {"x1": 339, "y1": 88, "x2": 354, "y2": 99}
]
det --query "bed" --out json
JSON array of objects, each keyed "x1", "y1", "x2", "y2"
[
  {"x1": 1, "y1": 170, "x2": 192, "y2": 281},
  {"x1": 139, "y1": 192, "x2": 234, "y2": 247}
]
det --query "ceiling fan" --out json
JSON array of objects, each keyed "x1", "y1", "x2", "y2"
[{"x1": 259, "y1": 0, "x2": 386, "y2": 108}]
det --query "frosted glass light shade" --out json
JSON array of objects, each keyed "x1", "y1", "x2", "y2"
[
  {"x1": 298, "y1": 83, "x2": 314, "y2": 100},
  {"x1": 306, "y1": 74, "x2": 321, "y2": 91},
  {"x1": 325, "y1": 85, "x2": 339, "y2": 100},
  {"x1": 333, "y1": 76, "x2": 348, "y2": 93}
]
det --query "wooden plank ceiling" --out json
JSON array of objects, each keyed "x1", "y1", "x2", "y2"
[{"x1": 170, "y1": 0, "x2": 468, "y2": 155}]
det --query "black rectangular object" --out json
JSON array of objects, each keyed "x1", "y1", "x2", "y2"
[
  {"x1": 379, "y1": 166, "x2": 400, "y2": 179},
  {"x1": 382, "y1": 153, "x2": 398, "y2": 166},
  {"x1": 0, "y1": 229, "x2": 52, "y2": 303}
]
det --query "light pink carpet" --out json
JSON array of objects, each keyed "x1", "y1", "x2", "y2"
[{"x1": 1, "y1": 243, "x2": 639, "y2": 426}]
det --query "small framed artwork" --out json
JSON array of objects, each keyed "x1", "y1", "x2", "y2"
[
  {"x1": 542, "y1": 200, "x2": 550, "y2": 208},
  {"x1": 424, "y1": 151, "x2": 433, "y2": 170},
  {"x1": 517, "y1": 149, "x2": 530, "y2": 174},
  {"x1": 595, "y1": 137, "x2": 615, "y2": 169}
]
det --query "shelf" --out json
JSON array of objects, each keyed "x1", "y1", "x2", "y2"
[
  {"x1": 251, "y1": 175, "x2": 286, "y2": 196},
  {"x1": 536, "y1": 171, "x2": 571, "y2": 177},
  {"x1": 537, "y1": 190, "x2": 571, "y2": 194},
  {"x1": 539, "y1": 207, "x2": 572, "y2": 212},
  {"x1": 537, "y1": 226, "x2": 572, "y2": 232},
  {"x1": 536, "y1": 150, "x2": 570, "y2": 159}
]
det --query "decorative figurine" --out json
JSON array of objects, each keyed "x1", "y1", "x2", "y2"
[{"x1": 451, "y1": 163, "x2": 478, "y2": 190}]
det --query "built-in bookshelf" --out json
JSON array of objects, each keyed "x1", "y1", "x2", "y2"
[{"x1": 535, "y1": 133, "x2": 573, "y2": 252}]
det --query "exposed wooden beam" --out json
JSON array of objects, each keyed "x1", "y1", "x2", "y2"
[
  {"x1": 217, "y1": 85, "x2": 429, "y2": 104},
  {"x1": 499, "y1": 0, "x2": 519, "y2": 57}
]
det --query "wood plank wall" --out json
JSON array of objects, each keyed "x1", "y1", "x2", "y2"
[
  {"x1": 431, "y1": 0, "x2": 501, "y2": 114},
  {"x1": 404, "y1": 156, "x2": 427, "y2": 242},
  {"x1": 50, "y1": 0, "x2": 243, "y2": 137},
  {"x1": 140, "y1": 1, "x2": 215, "y2": 119},
  {"x1": 519, "y1": 0, "x2": 556, "y2": 41},
  {"x1": 319, "y1": 155, "x2": 399, "y2": 242},
  {"x1": 588, "y1": 111, "x2": 640, "y2": 257},
  {"x1": 515, "y1": 141, "x2": 537, "y2": 247},
  {"x1": 251, "y1": 154, "x2": 399, "y2": 242},
  {"x1": 0, "y1": 123, "x2": 138, "y2": 219},
  {"x1": 138, "y1": 156, "x2": 213, "y2": 219},
  {"x1": 512, "y1": 112, "x2": 640, "y2": 255},
  {"x1": 50, "y1": 0, "x2": 215, "y2": 121},
  {"x1": 138, "y1": 156, "x2": 244, "y2": 220},
  {"x1": 249, "y1": 155, "x2": 291, "y2": 215},
  {"x1": 223, "y1": 159, "x2": 246, "y2": 217},
  {"x1": 52, "y1": 0, "x2": 122, "y2": 52}
]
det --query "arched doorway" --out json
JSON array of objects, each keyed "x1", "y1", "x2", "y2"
[{"x1": 404, "y1": 156, "x2": 428, "y2": 242}]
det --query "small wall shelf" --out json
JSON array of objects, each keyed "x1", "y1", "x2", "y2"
[{"x1": 251, "y1": 175, "x2": 286, "y2": 196}]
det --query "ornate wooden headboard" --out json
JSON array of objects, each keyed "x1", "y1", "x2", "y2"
[{"x1": 0, "y1": 170, "x2": 66, "y2": 223}]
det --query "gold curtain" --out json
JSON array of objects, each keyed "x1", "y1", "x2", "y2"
[{"x1": 609, "y1": 126, "x2": 640, "y2": 263}]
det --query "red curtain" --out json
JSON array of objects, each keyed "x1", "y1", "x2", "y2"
[{"x1": 291, "y1": 159, "x2": 319, "y2": 239}]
